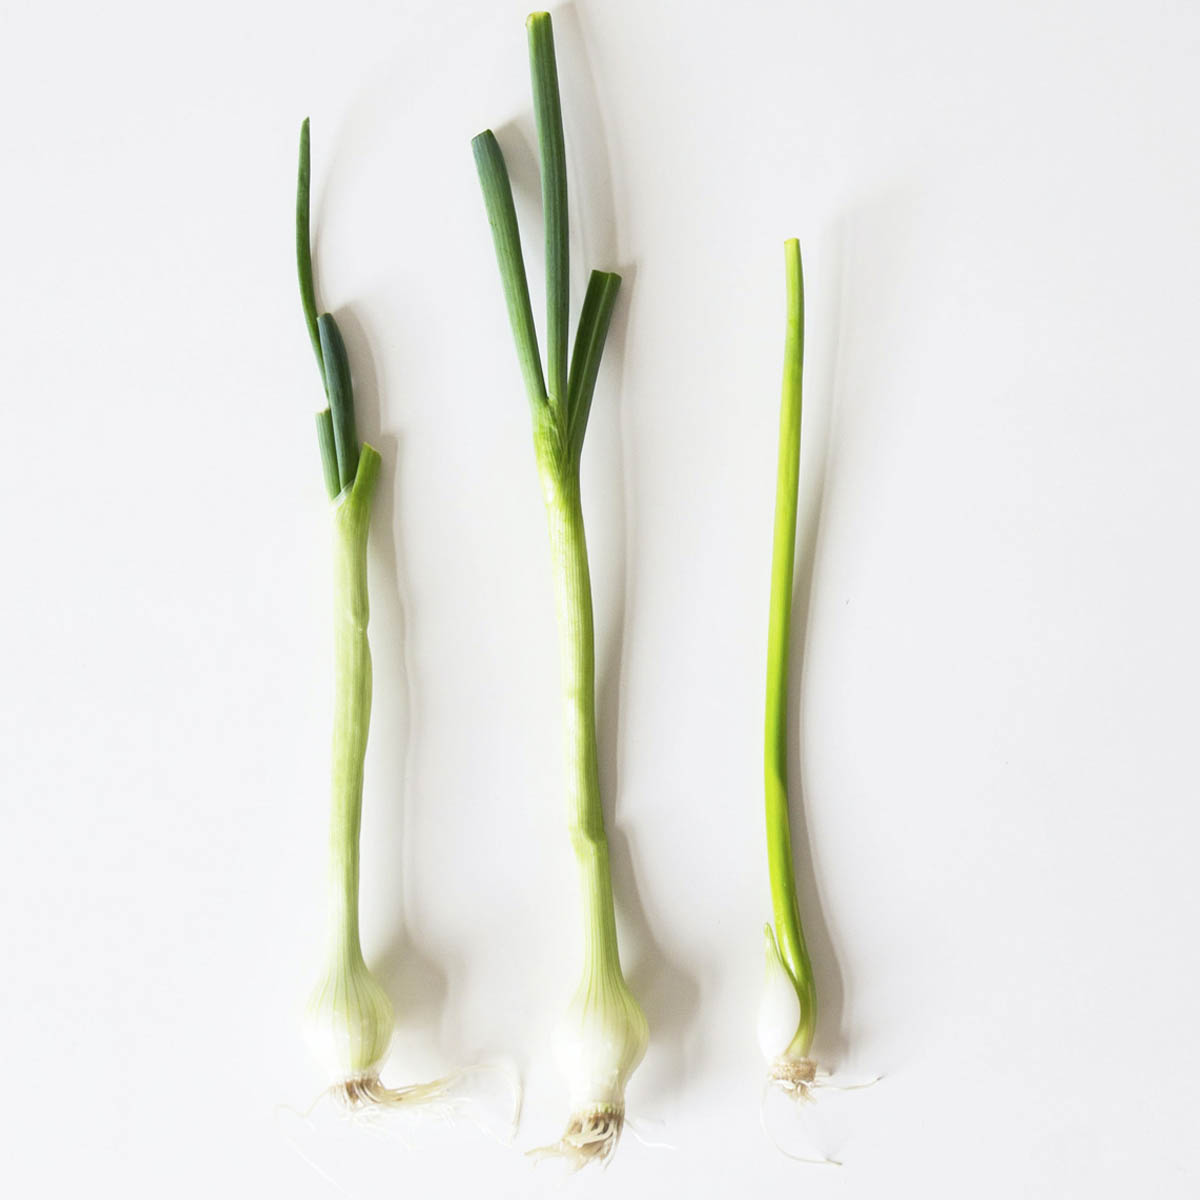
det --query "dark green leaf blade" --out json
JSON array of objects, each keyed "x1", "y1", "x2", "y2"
[
  {"x1": 318, "y1": 313, "x2": 358, "y2": 490},
  {"x1": 566, "y1": 270, "x2": 621, "y2": 457},
  {"x1": 472, "y1": 130, "x2": 548, "y2": 411},
  {"x1": 296, "y1": 119, "x2": 324, "y2": 383},
  {"x1": 527, "y1": 11, "x2": 568, "y2": 412}
]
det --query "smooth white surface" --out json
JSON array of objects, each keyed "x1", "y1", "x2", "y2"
[{"x1": 2, "y1": 0, "x2": 1198, "y2": 1194}]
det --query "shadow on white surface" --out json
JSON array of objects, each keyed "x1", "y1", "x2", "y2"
[
  {"x1": 598, "y1": 264, "x2": 703, "y2": 1103},
  {"x1": 567, "y1": 2, "x2": 705, "y2": 1108}
]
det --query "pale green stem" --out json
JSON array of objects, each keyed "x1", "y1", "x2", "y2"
[
  {"x1": 539, "y1": 458, "x2": 623, "y2": 981},
  {"x1": 765, "y1": 239, "x2": 816, "y2": 1058},
  {"x1": 328, "y1": 445, "x2": 382, "y2": 961}
]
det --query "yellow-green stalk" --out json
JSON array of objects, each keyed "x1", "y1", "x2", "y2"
[
  {"x1": 760, "y1": 239, "x2": 821, "y2": 1097},
  {"x1": 472, "y1": 13, "x2": 647, "y2": 1168}
]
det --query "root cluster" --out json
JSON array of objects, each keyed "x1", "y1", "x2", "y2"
[{"x1": 530, "y1": 1106, "x2": 624, "y2": 1171}]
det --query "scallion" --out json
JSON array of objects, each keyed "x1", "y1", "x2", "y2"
[
  {"x1": 297, "y1": 120, "x2": 471, "y2": 1114},
  {"x1": 759, "y1": 239, "x2": 818, "y2": 1095},
  {"x1": 472, "y1": 12, "x2": 647, "y2": 1169},
  {"x1": 758, "y1": 242, "x2": 876, "y2": 1154}
]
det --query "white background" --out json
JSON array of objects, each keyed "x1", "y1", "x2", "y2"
[{"x1": 2, "y1": 0, "x2": 1198, "y2": 1195}]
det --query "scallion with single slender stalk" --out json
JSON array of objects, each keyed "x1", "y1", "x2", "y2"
[
  {"x1": 758, "y1": 239, "x2": 820, "y2": 1101},
  {"x1": 758, "y1": 242, "x2": 875, "y2": 1154},
  {"x1": 472, "y1": 12, "x2": 647, "y2": 1169},
  {"x1": 297, "y1": 120, "x2": 474, "y2": 1114}
]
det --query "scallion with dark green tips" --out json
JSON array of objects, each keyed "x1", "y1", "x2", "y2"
[{"x1": 473, "y1": 11, "x2": 647, "y2": 1170}]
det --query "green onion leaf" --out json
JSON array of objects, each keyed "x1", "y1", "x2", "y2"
[
  {"x1": 527, "y1": 11, "x2": 569, "y2": 411},
  {"x1": 315, "y1": 407, "x2": 341, "y2": 499},
  {"x1": 471, "y1": 130, "x2": 548, "y2": 410},
  {"x1": 318, "y1": 313, "x2": 358, "y2": 491},
  {"x1": 566, "y1": 270, "x2": 621, "y2": 458},
  {"x1": 296, "y1": 118, "x2": 324, "y2": 382}
]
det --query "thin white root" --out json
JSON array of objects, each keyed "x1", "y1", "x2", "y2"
[
  {"x1": 273, "y1": 1103, "x2": 356, "y2": 1196},
  {"x1": 758, "y1": 1079, "x2": 842, "y2": 1166},
  {"x1": 759, "y1": 1057, "x2": 882, "y2": 1164},
  {"x1": 767, "y1": 1057, "x2": 883, "y2": 1102},
  {"x1": 328, "y1": 1062, "x2": 523, "y2": 1141},
  {"x1": 332, "y1": 1073, "x2": 460, "y2": 1109},
  {"x1": 819, "y1": 1074, "x2": 884, "y2": 1092},
  {"x1": 624, "y1": 1115, "x2": 677, "y2": 1152},
  {"x1": 485, "y1": 1060, "x2": 524, "y2": 1144},
  {"x1": 528, "y1": 1106, "x2": 624, "y2": 1171},
  {"x1": 274, "y1": 1094, "x2": 324, "y2": 1123}
]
